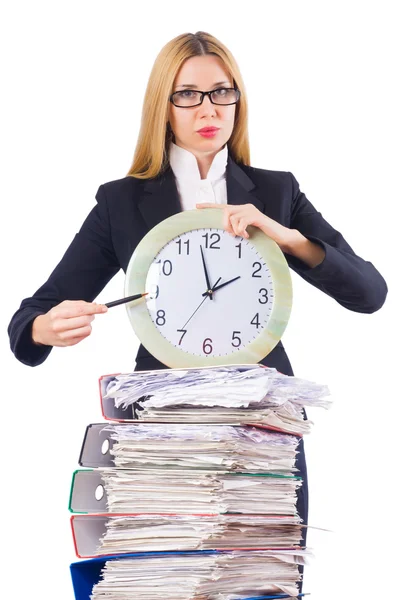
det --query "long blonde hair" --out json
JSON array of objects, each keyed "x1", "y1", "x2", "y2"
[{"x1": 127, "y1": 31, "x2": 250, "y2": 179}]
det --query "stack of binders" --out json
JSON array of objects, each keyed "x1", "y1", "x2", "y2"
[{"x1": 69, "y1": 363, "x2": 330, "y2": 599}]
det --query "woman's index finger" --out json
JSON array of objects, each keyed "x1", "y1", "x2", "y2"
[
  {"x1": 60, "y1": 301, "x2": 108, "y2": 318},
  {"x1": 196, "y1": 203, "x2": 224, "y2": 208}
]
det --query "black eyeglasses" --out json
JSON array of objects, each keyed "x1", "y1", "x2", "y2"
[{"x1": 169, "y1": 87, "x2": 240, "y2": 108}]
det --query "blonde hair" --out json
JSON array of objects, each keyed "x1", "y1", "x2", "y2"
[{"x1": 127, "y1": 31, "x2": 250, "y2": 179}]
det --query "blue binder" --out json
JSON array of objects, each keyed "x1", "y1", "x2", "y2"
[{"x1": 70, "y1": 550, "x2": 307, "y2": 600}]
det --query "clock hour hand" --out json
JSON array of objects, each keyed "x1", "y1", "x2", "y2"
[
  {"x1": 200, "y1": 245, "x2": 213, "y2": 300},
  {"x1": 181, "y1": 277, "x2": 222, "y2": 330},
  {"x1": 202, "y1": 276, "x2": 241, "y2": 297}
]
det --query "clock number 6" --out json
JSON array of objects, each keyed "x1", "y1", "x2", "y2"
[{"x1": 203, "y1": 338, "x2": 213, "y2": 354}]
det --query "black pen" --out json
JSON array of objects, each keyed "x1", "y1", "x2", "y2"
[{"x1": 105, "y1": 292, "x2": 149, "y2": 308}]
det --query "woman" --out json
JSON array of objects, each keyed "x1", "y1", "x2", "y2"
[{"x1": 7, "y1": 30, "x2": 387, "y2": 590}]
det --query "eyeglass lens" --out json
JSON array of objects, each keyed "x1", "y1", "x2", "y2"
[{"x1": 172, "y1": 88, "x2": 239, "y2": 107}]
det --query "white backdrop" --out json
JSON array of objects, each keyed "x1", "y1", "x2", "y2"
[{"x1": 1, "y1": 1, "x2": 395, "y2": 598}]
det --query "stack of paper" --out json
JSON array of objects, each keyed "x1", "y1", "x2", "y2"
[
  {"x1": 90, "y1": 550, "x2": 308, "y2": 599},
  {"x1": 85, "y1": 514, "x2": 303, "y2": 555},
  {"x1": 100, "y1": 364, "x2": 330, "y2": 435},
  {"x1": 69, "y1": 364, "x2": 329, "y2": 599},
  {"x1": 106, "y1": 423, "x2": 299, "y2": 473},
  {"x1": 101, "y1": 469, "x2": 300, "y2": 514}
]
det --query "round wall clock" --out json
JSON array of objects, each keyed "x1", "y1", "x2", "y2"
[{"x1": 124, "y1": 208, "x2": 292, "y2": 367}]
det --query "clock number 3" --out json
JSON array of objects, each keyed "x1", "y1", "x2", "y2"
[{"x1": 258, "y1": 288, "x2": 269, "y2": 304}]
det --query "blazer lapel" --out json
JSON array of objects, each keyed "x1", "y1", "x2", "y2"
[
  {"x1": 138, "y1": 168, "x2": 182, "y2": 232},
  {"x1": 226, "y1": 157, "x2": 264, "y2": 212},
  {"x1": 137, "y1": 156, "x2": 264, "y2": 232}
]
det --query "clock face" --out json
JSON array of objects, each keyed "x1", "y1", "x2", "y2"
[
  {"x1": 124, "y1": 209, "x2": 292, "y2": 367},
  {"x1": 145, "y1": 228, "x2": 274, "y2": 358}
]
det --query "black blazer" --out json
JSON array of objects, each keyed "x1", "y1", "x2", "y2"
[{"x1": 8, "y1": 157, "x2": 388, "y2": 371}]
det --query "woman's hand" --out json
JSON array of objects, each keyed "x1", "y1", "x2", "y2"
[
  {"x1": 32, "y1": 300, "x2": 108, "y2": 347},
  {"x1": 196, "y1": 203, "x2": 325, "y2": 267},
  {"x1": 196, "y1": 202, "x2": 296, "y2": 252}
]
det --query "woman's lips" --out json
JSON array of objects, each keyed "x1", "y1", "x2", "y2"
[{"x1": 197, "y1": 127, "x2": 220, "y2": 138}]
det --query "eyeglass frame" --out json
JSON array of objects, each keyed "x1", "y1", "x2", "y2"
[{"x1": 169, "y1": 87, "x2": 241, "y2": 108}]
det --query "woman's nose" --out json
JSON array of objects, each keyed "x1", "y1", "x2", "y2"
[{"x1": 197, "y1": 94, "x2": 217, "y2": 115}]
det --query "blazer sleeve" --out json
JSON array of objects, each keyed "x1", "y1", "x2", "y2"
[
  {"x1": 7, "y1": 185, "x2": 120, "y2": 367},
  {"x1": 285, "y1": 172, "x2": 388, "y2": 313}
]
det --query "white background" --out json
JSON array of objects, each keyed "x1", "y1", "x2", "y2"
[{"x1": 1, "y1": 1, "x2": 396, "y2": 598}]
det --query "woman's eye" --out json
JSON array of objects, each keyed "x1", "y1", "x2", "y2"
[
  {"x1": 181, "y1": 90, "x2": 196, "y2": 98},
  {"x1": 214, "y1": 88, "x2": 228, "y2": 96}
]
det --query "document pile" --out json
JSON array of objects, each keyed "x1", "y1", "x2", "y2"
[
  {"x1": 69, "y1": 364, "x2": 330, "y2": 599},
  {"x1": 89, "y1": 550, "x2": 308, "y2": 599},
  {"x1": 99, "y1": 364, "x2": 330, "y2": 434}
]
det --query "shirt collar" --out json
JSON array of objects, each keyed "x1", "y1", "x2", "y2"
[{"x1": 169, "y1": 141, "x2": 228, "y2": 183}]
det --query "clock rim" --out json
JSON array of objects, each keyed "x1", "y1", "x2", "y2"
[{"x1": 124, "y1": 208, "x2": 292, "y2": 367}]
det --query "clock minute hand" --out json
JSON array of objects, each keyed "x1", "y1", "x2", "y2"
[
  {"x1": 181, "y1": 277, "x2": 222, "y2": 330},
  {"x1": 202, "y1": 276, "x2": 241, "y2": 297},
  {"x1": 200, "y1": 245, "x2": 213, "y2": 300}
]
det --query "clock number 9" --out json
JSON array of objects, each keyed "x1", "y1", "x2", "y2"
[
  {"x1": 156, "y1": 310, "x2": 166, "y2": 326},
  {"x1": 149, "y1": 285, "x2": 159, "y2": 299},
  {"x1": 203, "y1": 338, "x2": 213, "y2": 354}
]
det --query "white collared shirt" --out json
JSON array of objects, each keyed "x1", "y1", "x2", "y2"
[{"x1": 169, "y1": 142, "x2": 228, "y2": 210}]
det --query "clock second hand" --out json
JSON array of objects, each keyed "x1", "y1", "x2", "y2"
[{"x1": 180, "y1": 277, "x2": 222, "y2": 330}]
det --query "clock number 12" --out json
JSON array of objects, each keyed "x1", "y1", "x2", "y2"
[{"x1": 202, "y1": 233, "x2": 220, "y2": 249}]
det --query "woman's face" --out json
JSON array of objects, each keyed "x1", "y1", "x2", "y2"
[{"x1": 168, "y1": 54, "x2": 236, "y2": 158}]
